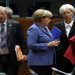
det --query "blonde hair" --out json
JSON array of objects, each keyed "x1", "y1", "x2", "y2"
[
  {"x1": 32, "y1": 9, "x2": 53, "y2": 22},
  {"x1": 59, "y1": 4, "x2": 75, "y2": 15}
]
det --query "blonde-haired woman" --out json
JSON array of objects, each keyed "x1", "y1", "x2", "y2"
[{"x1": 27, "y1": 9, "x2": 60, "y2": 75}]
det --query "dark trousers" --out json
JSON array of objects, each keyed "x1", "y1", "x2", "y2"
[
  {"x1": 30, "y1": 66, "x2": 52, "y2": 75},
  {"x1": 0, "y1": 55, "x2": 19, "y2": 75}
]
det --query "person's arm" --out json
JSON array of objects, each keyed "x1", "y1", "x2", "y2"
[{"x1": 27, "y1": 27, "x2": 60, "y2": 51}]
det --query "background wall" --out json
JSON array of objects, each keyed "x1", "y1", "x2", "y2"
[{"x1": 0, "y1": 0, "x2": 75, "y2": 17}]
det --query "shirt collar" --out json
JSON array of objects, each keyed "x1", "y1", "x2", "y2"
[
  {"x1": 64, "y1": 19, "x2": 74, "y2": 28},
  {"x1": 3, "y1": 19, "x2": 7, "y2": 26}
]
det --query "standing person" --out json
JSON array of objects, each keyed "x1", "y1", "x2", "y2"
[
  {"x1": 53, "y1": 4, "x2": 75, "y2": 74},
  {"x1": 27, "y1": 9, "x2": 60, "y2": 75},
  {"x1": 0, "y1": 6, "x2": 27, "y2": 75},
  {"x1": 5, "y1": 7, "x2": 13, "y2": 19}
]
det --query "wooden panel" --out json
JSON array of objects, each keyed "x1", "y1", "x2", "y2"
[
  {"x1": 18, "y1": 62, "x2": 30, "y2": 75},
  {"x1": 17, "y1": 18, "x2": 63, "y2": 38}
]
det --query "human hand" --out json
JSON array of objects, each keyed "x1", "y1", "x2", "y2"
[
  {"x1": 47, "y1": 40, "x2": 60, "y2": 47},
  {"x1": 21, "y1": 55, "x2": 28, "y2": 62}
]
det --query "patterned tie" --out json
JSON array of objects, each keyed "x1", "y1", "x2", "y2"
[
  {"x1": 0, "y1": 24, "x2": 7, "y2": 48},
  {"x1": 1, "y1": 24, "x2": 4, "y2": 32}
]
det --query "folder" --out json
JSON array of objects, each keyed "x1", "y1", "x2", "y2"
[
  {"x1": 15, "y1": 45, "x2": 24, "y2": 61},
  {"x1": 51, "y1": 26, "x2": 61, "y2": 40},
  {"x1": 64, "y1": 35, "x2": 75, "y2": 65}
]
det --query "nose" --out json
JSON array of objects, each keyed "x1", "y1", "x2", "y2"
[{"x1": 65, "y1": 12, "x2": 68, "y2": 16}]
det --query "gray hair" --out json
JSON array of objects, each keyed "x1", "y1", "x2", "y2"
[
  {"x1": 59, "y1": 4, "x2": 75, "y2": 15},
  {"x1": 0, "y1": 6, "x2": 6, "y2": 12},
  {"x1": 32, "y1": 9, "x2": 53, "y2": 22},
  {"x1": 5, "y1": 7, "x2": 13, "y2": 19}
]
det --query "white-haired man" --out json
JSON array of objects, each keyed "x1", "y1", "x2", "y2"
[{"x1": 0, "y1": 6, "x2": 27, "y2": 75}]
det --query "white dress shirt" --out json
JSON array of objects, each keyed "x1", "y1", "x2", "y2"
[{"x1": 65, "y1": 20, "x2": 74, "y2": 37}]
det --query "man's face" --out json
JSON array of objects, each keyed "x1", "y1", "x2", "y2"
[{"x1": 0, "y1": 10, "x2": 7, "y2": 23}]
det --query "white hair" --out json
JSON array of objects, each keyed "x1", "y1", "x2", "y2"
[
  {"x1": 5, "y1": 7, "x2": 13, "y2": 15},
  {"x1": 0, "y1": 6, "x2": 6, "y2": 12},
  {"x1": 59, "y1": 4, "x2": 75, "y2": 15},
  {"x1": 5, "y1": 7, "x2": 13, "y2": 19}
]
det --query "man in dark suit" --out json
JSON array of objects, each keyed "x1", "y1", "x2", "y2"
[
  {"x1": 53, "y1": 4, "x2": 75, "y2": 75},
  {"x1": 0, "y1": 6, "x2": 27, "y2": 75}
]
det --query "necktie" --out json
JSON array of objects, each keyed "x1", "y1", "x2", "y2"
[
  {"x1": 0, "y1": 24, "x2": 6, "y2": 48},
  {"x1": 1, "y1": 24, "x2": 4, "y2": 32}
]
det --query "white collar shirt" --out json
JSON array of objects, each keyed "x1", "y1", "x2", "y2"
[{"x1": 64, "y1": 20, "x2": 74, "y2": 37}]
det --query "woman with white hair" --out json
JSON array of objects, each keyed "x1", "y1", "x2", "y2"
[
  {"x1": 53, "y1": 4, "x2": 75, "y2": 75},
  {"x1": 27, "y1": 9, "x2": 60, "y2": 75}
]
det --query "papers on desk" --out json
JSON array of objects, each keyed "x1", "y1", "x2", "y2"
[{"x1": 51, "y1": 26, "x2": 61, "y2": 40}]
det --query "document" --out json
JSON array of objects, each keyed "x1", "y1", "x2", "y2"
[
  {"x1": 51, "y1": 26, "x2": 61, "y2": 40},
  {"x1": 15, "y1": 45, "x2": 24, "y2": 61}
]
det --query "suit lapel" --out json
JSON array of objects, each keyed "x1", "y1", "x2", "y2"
[
  {"x1": 7, "y1": 20, "x2": 13, "y2": 40},
  {"x1": 40, "y1": 26, "x2": 53, "y2": 37},
  {"x1": 68, "y1": 21, "x2": 75, "y2": 38},
  {"x1": 60, "y1": 22, "x2": 67, "y2": 37},
  {"x1": 61, "y1": 22, "x2": 66, "y2": 34}
]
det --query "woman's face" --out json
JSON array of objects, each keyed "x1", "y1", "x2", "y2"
[
  {"x1": 41, "y1": 17, "x2": 51, "y2": 27},
  {"x1": 62, "y1": 9, "x2": 74, "y2": 21}
]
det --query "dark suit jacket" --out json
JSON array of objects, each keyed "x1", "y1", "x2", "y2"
[
  {"x1": 54, "y1": 21, "x2": 75, "y2": 55},
  {"x1": 54, "y1": 20, "x2": 75, "y2": 72},
  {"x1": 64, "y1": 35, "x2": 75, "y2": 65},
  {"x1": 6, "y1": 20, "x2": 26, "y2": 67}
]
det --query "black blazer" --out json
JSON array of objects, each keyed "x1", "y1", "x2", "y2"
[
  {"x1": 53, "y1": 20, "x2": 75, "y2": 72},
  {"x1": 6, "y1": 20, "x2": 26, "y2": 67},
  {"x1": 54, "y1": 21, "x2": 75, "y2": 55}
]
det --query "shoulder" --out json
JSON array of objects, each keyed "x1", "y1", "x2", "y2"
[
  {"x1": 7, "y1": 19, "x2": 21, "y2": 29},
  {"x1": 54, "y1": 21, "x2": 64, "y2": 27},
  {"x1": 7, "y1": 19, "x2": 20, "y2": 25},
  {"x1": 27, "y1": 23, "x2": 39, "y2": 34},
  {"x1": 28, "y1": 23, "x2": 39, "y2": 31},
  {"x1": 55, "y1": 21, "x2": 63, "y2": 25}
]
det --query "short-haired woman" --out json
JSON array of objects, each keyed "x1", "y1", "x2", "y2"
[
  {"x1": 27, "y1": 9, "x2": 60, "y2": 75},
  {"x1": 54, "y1": 4, "x2": 75, "y2": 74}
]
